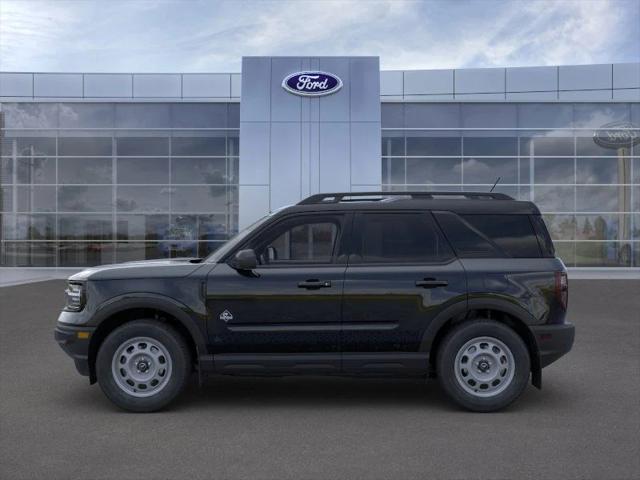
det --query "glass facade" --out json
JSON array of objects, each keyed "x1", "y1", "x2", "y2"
[
  {"x1": 382, "y1": 103, "x2": 640, "y2": 268},
  {"x1": 0, "y1": 103, "x2": 239, "y2": 266}
]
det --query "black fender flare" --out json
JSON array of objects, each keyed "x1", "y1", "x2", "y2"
[{"x1": 88, "y1": 293, "x2": 208, "y2": 380}]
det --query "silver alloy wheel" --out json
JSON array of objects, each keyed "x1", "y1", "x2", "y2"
[
  {"x1": 454, "y1": 336, "x2": 515, "y2": 398},
  {"x1": 111, "y1": 336, "x2": 173, "y2": 398}
]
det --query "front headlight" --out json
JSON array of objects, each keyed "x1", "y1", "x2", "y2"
[{"x1": 64, "y1": 282, "x2": 85, "y2": 312}]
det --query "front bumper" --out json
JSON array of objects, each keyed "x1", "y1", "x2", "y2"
[
  {"x1": 530, "y1": 323, "x2": 575, "y2": 368},
  {"x1": 54, "y1": 323, "x2": 95, "y2": 376}
]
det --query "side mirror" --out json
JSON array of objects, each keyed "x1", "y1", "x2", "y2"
[{"x1": 229, "y1": 249, "x2": 257, "y2": 271}]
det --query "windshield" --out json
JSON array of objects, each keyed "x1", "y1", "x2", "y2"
[{"x1": 204, "y1": 213, "x2": 274, "y2": 263}]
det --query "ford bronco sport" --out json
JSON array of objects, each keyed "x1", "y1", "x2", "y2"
[{"x1": 55, "y1": 191, "x2": 574, "y2": 412}]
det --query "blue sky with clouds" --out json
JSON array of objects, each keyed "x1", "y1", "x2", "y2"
[{"x1": 1, "y1": 0, "x2": 638, "y2": 73}]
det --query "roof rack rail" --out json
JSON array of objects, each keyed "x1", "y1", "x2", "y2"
[{"x1": 297, "y1": 191, "x2": 513, "y2": 205}]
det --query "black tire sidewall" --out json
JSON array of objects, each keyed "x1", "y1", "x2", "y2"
[
  {"x1": 437, "y1": 320, "x2": 531, "y2": 412},
  {"x1": 96, "y1": 320, "x2": 191, "y2": 412}
]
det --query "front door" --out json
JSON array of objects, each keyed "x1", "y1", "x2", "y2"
[
  {"x1": 206, "y1": 213, "x2": 350, "y2": 364},
  {"x1": 341, "y1": 211, "x2": 467, "y2": 374}
]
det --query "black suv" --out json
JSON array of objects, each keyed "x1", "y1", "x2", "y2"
[{"x1": 55, "y1": 192, "x2": 574, "y2": 412}]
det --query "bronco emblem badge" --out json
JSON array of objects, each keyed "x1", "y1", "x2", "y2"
[{"x1": 219, "y1": 310, "x2": 233, "y2": 322}]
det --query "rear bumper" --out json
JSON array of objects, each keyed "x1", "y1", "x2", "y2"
[
  {"x1": 54, "y1": 323, "x2": 95, "y2": 376},
  {"x1": 530, "y1": 323, "x2": 575, "y2": 368}
]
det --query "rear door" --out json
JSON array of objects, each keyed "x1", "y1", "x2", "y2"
[{"x1": 341, "y1": 211, "x2": 466, "y2": 374}]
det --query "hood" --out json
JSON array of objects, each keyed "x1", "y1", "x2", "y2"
[{"x1": 68, "y1": 258, "x2": 206, "y2": 282}]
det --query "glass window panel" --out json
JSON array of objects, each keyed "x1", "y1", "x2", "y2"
[
  {"x1": 406, "y1": 158, "x2": 462, "y2": 184},
  {"x1": 576, "y1": 158, "x2": 630, "y2": 184},
  {"x1": 116, "y1": 214, "x2": 169, "y2": 240},
  {"x1": 381, "y1": 104, "x2": 404, "y2": 128},
  {"x1": 1, "y1": 214, "x2": 55, "y2": 240},
  {"x1": 635, "y1": 186, "x2": 640, "y2": 212},
  {"x1": 58, "y1": 186, "x2": 112, "y2": 212},
  {"x1": 263, "y1": 222, "x2": 338, "y2": 263},
  {"x1": 463, "y1": 158, "x2": 517, "y2": 184},
  {"x1": 532, "y1": 186, "x2": 575, "y2": 212},
  {"x1": 58, "y1": 242, "x2": 115, "y2": 267},
  {"x1": 573, "y1": 104, "x2": 630, "y2": 128},
  {"x1": 381, "y1": 136, "x2": 404, "y2": 156},
  {"x1": 463, "y1": 137, "x2": 517, "y2": 156},
  {"x1": 634, "y1": 214, "x2": 640, "y2": 240},
  {"x1": 198, "y1": 241, "x2": 224, "y2": 257},
  {"x1": 170, "y1": 214, "x2": 229, "y2": 240},
  {"x1": 1, "y1": 103, "x2": 58, "y2": 128},
  {"x1": 517, "y1": 104, "x2": 573, "y2": 129},
  {"x1": 228, "y1": 157, "x2": 239, "y2": 184},
  {"x1": 554, "y1": 242, "x2": 575, "y2": 267},
  {"x1": 59, "y1": 214, "x2": 112, "y2": 240},
  {"x1": 542, "y1": 214, "x2": 576, "y2": 240},
  {"x1": 116, "y1": 137, "x2": 168, "y2": 156},
  {"x1": 462, "y1": 104, "x2": 517, "y2": 128},
  {"x1": 171, "y1": 136, "x2": 226, "y2": 156},
  {"x1": 633, "y1": 159, "x2": 640, "y2": 184},
  {"x1": 116, "y1": 186, "x2": 170, "y2": 213},
  {"x1": 575, "y1": 214, "x2": 631, "y2": 241},
  {"x1": 1, "y1": 186, "x2": 13, "y2": 211},
  {"x1": 58, "y1": 103, "x2": 114, "y2": 128},
  {"x1": 117, "y1": 158, "x2": 169, "y2": 184},
  {"x1": 167, "y1": 241, "x2": 198, "y2": 258},
  {"x1": 520, "y1": 136, "x2": 574, "y2": 156},
  {"x1": 171, "y1": 185, "x2": 229, "y2": 213},
  {"x1": 576, "y1": 136, "x2": 632, "y2": 157},
  {"x1": 171, "y1": 104, "x2": 227, "y2": 128},
  {"x1": 406, "y1": 137, "x2": 461, "y2": 156},
  {"x1": 115, "y1": 242, "x2": 169, "y2": 262},
  {"x1": 575, "y1": 242, "x2": 632, "y2": 267},
  {"x1": 576, "y1": 186, "x2": 627, "y2": 212},
  {"x1": 165, "y1": 215, "x2": 198, "y2": 241},
  {"x1": 15, "y1": 137, "x2": 56, "y2": 156},
  {"x1": 17, "y1": 185, "x2": 56, "y2": 212},
  {"x1": 59, "y1": 158, "x2": 112, "y2": 184},
  {"x1": 1, "y1": 158, "x2": 13, "y2": 183},
  {"x1": 533, "y1": 158, "x2": 574, "y2": 184},
  {"x1": 519, "y1": 157, "x2": 531, "y2": 185},
  {"x1": 115, "y1": 104, "x2": 171, "y2": 128},
  {"x1": 17, "y1": 157, "x2": 56, "y2": 184},
  {"x1": 227, "y1": 134, "x2": 239, "y2": 157},
  {"x1": 634, "y1": 242, "x2": 640, "y2": 267},
  {"x1": 171, "y1": 158, "x2": 226, "y2": 184},
  {"x1": 58, "y1": 137, "x2": 112, "y2": 156},
  {"x1": 228, "y1": 104, "x2": 240, "y2": 127},
  {"x1": 382, "y1": 157, "x2": 405, "y2": 184},
  {"x1": 404, "y1": 104, "x2": 460, "y2": 128},
  {"x1": 462, "y1": 214, "x2": 541, "y2": 258},
  {"x1": 1, "y1": 242, "x2": 57, "y2": 267}
]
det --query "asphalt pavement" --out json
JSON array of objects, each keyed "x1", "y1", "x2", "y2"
[{"x1": 1, "y1": 279, "x2": 639, "y2": 480}]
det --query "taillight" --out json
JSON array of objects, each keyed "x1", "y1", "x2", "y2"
[{"x1": 555, "y1": 271, "x2": 568, "y2": 310}]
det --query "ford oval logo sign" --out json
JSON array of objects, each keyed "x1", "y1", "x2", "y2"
[
  {"x1": 593, "y1": 122, "x2": 640, "y2": 149},
  {"x1": 282, "y1": 71, "x2": 343, "y2": 97}
]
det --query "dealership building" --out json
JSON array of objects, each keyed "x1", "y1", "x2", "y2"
[{"x1": 0, "y1": 57, "x2": 639, "y2": 271}]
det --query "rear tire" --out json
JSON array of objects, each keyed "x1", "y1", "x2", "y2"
[
  {"x1": 436, "y1": 319, "x2": 530, "y2": 412},
  {"x1": 96, "y1": 320, "x2": 191, "y2": 412}
]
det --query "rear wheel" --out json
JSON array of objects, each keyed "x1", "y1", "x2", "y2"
[
  {"x1": 96, "y1": 320, "x2": 191, "y2": 412},
  {"x1": 436, "y1": 319, "x2": 530, "y2": 412}
]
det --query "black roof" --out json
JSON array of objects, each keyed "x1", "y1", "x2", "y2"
[{"x1": 280, "y1": 191, "x2": 540, "y2": 215}]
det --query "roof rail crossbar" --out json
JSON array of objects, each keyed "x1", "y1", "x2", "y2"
[{"x1": 297, "y1": 191, "x2": 512, "y2": 205}]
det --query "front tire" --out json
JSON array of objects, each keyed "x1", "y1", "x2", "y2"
[
  {"x1": 436, "y1": 320, "x2": 530, "y2": 412},
  {"x1": 96, "y1": 320, "x2": 191, "y2": 412}
]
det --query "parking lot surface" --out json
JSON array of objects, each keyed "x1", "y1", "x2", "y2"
[{"x1": 1, "y1": 279, "x2": 639, "y2": 480}]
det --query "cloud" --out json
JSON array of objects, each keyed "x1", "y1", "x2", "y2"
[{"x1": 0, "y1": 0, "x2": 637, "y2": 73}]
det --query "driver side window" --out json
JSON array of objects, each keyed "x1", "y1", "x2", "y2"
[{"x1": 257, "y1": 220, "x2": 339, "y2": 265}]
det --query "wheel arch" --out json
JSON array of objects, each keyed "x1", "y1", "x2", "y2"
[
  {"x1": 423, "y1": 298, "x2": 542, "y2": 388},
  {"x1": 87, "y1": 294, "x2": 207, "y2": 384}
]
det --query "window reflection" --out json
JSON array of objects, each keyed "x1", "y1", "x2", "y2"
[
  {"x1": 59, "y1": 158, "x2": 112, "y2": 184},
  {"x1": 58, "y1": 243, "x2": 115, "y2": 267},
  {"x1": 117, "y1": 186, "x2": 170, "y2": 213},
  {"x1": 58, "y1": 137, "x2": 112, "y2": 156},
  {"x1": 171, "y1": 136, "x2": 226, "y2": 156},
  {"x1": 171, "y1": 158, "x2": 226, "y2": 184},
  {"x1": 406, "y1": 158, "x2": 462, "y2": 184},
  {"x1": 462, "y1": 158, "x2": 518, "y2": 184},
  {"x1": 58, "y1": 186, "x2": 112, "y2": 212},
  {"x1": 117, "y1": 158, "x2": 169, "y2": 184},
  {"x1": 533, "y1": 158, "x2": 574, "y2": 184},
  {"x1": 116, "y1": 137, "x2": 168, "y2": 156},
  {"x1": 17, "y1": 186, "x2": 56, "y2": 212},
  {"x1": 17, "y1": 157, "x2": 56, "y2": 184},
  {"x1": 406, "y1": 137, "x2": 461, "y2": 156}
]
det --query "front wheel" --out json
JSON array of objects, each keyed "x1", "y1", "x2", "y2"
[
  {"x1": 436, "y1": 320, "x2": 530, "y2": 412},
  {"x1": 96, "y1": 320, "x2": 191, "y2": 412}
]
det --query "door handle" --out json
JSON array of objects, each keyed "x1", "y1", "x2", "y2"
[
  {"x1": 298, "y1": 279, "x2": 332, "y2": 289},
  {"x1": 415, "y1": 278, "x2": 448, "y2": 288}
]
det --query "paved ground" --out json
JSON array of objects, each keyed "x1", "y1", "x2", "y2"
[{"x1": 1, "y1": 280, "x2": 639, "y2": 480}]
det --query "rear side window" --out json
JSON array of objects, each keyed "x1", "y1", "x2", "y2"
[
  {"x1": 530, "y1": 215, "x2": 555, "y2": 257},
  {"x1": 435, "y1": 212, "x2": 542, "y2": 258},
  {"x1": 352, "y1": 212, "x2": 454, "y2": 263}
]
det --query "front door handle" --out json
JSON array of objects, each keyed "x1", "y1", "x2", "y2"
[
  {"x1": 415, "y1": 278, "x2": 448, "y2": 288},
  {"x1": 298, "y1": 279, "x2": 332, "y2": 290}
]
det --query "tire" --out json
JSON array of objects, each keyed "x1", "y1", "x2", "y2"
[
  {"x1": 436, "y1": 319, "x2": 530, "y2": 412},
  {"x1": 96, "y1": 320, "x2": 191, "y2": 412}
]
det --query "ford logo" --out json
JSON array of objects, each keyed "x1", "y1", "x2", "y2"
[
  {"x1": 282, "y1": 71, "x2": 343, "y2": 97},
  {"x1": 593, "y1": 122, "x2": 640, "y2": 149}
]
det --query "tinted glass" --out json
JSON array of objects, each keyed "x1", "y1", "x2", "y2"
[
  {"x1": 463, "y1": 157, "x2": 518, "y2": 184},
  {"x1": 171, "y1": 158, "x2": 226, "y2": 184},
  {"x1": 58, "y1": 158, "x2": 112, "y2": 184},
  {"x1": 116, "y1": 214, "x2": 169, "y2": 240},
  {"x1": 58, "y1": 137, "x2": 112, "y2": 156},
  {"x1": 116, "y1": 137, "x2": 168, "y2": 156},
  {"x1": 16, "y1": 137, "x2": 56, "y2": 156},
  {"x1": 17, "y1": 186, "x2": 56, "y2": 212},
  {"x1": 520, "y1": 137, "x2": 574, "y2": 156},
  {"x1": 171, "y1": 136, "x2": 226, "y2": 156},
  {"x1": 463, "y1": 214, "x2": 541, "y2": 258},
  {"x1": 117, "y1": 158, "x2": 169, "y2": 184},
  {"x1": 171, "y1": 104, "x2": 228, "y2": 128},
  {"x1": 531, "y1": 215, "x2": 556, "y2": 257},
  {"x1": 406, "y1": 158, "x2": 462, "y2": 184},
  {"x1": 58, "y1": 186, "x2": 112, "y2": 212},
  {"x1": 534, "y1": 158, "x2": 574, "y2": 184},
  {"x1": 406, "y1": 136, "x2": 461, "y2": 156},
  {"x1": 59, "y1": 104, "x2": 115, "y2": 128},
  {"x1": 116, "y1": 186, "x2": 170, "y2": 213},
  {"x1": 115, "y1": 104, "x2": 171, "y2": 128},
  {"x1": 263, "y1": 222, "x2": 338, "y2": 264},
  {"x1": 355, "y1": 213, "x2": 453, "y2": 263},
  {"x1": 435, "y1": 211, "x2": 501, "y2": 258},
  {"x1": 576, "y1": 158, "x2": 624, "y2": 184},
  {"x1": 59, "y1": 214, "x2": 113, "y2": 240},
  {"x1": 17, "y1": 157, "x2": 56, "y2": 184},
  {"x1": 463, "y1": 137, "x2": 517, "y2": 156}
]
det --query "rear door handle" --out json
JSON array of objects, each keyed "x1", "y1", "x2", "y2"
[
  {"x1": 415, "y1": 279, "x2": 448, "y2": 288},
  {"x1": 298, "y1": 279, "x2": 332, "y2": 290}
]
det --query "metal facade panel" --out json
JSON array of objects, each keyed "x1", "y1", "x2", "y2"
[
  {"x1": 0, "y1": 73, "x2": 33, "y2": 97},
  {"x1": 506, "y1": 66, "x2": 557, "y2": 92},
  {"x1": 559, "y1": 64, "x2": 611, "y2": 91},
  {"x1": 404, "y1": 69, "x2": 453, "y2": 95},
  {"x1": 455, "y1": 68, "x2": 505, "y2": 94},
  {"x1": 183, "y1": 74, "x2": 231, "y2": 98},
  {"x1": 34, "y1": 74, "x2": 83, "y2": 97}
]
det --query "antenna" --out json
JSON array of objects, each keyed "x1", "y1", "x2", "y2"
[{"x1": 490, "y1": 177, "x2": 501, "y2": 193}]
